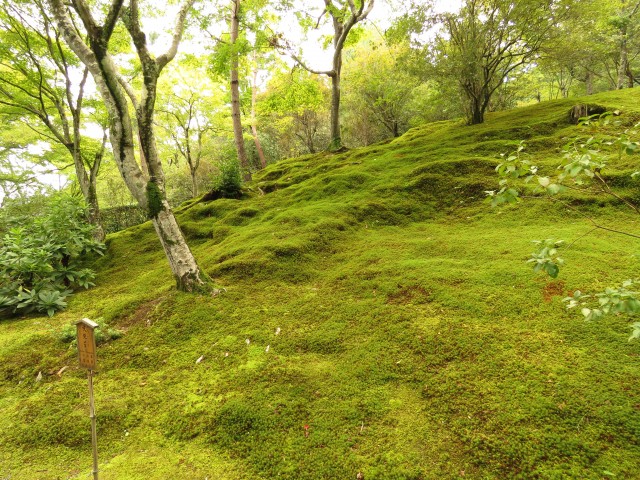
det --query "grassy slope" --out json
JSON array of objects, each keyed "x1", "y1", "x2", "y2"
[{"x1": 2, "y1": 90, "x2": 640, "y2": 479}]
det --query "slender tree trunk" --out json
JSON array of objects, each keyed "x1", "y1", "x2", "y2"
[
  {"x1": 468, "y1": 95, "x2": 484, "y2": 125},
  {"x1": 191, "y1": 167, "x2": 198, "y2": 197},
  {"x1": 87, "y1": 180, "x2": 105, "y2": 241},
  {"x1": 70, "y1": 85, "x2": 106, "y2": 240},
  {"x1": 329, "y1": 69, "x2": 342, "y2": 150},
  {"x1": 618, "y1": 26, "x2": 629, "y2": 89},
  {"x1": 328, "y1": 18, "x2": 345, "y2": 152},
  {"x1": 585, "y1": 69, "x2": 594, "y2": 95},
  {"x1": 152, "y1": 202, "x2": 203, "y2": 291},
  {"x1": 250, "y1": 64, "x2": 267, "y2": 169},
  {"x1": 230, "y1": 0, "x2": 251, "y2": 181}
]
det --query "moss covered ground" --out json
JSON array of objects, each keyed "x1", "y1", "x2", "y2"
[{"x1": 1, "y1": 90, "x2": 640, "y2": 479}]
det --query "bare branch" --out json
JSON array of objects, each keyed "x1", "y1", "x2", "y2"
[
  {"x1": 289, "y1": 52, "x2": 334, "y2": 76},
  {"x1": 116, "y1": 74, "x2": 140, "y2": 110},
  {"x1": 156, "y1": 0, "x2": 197, "y2": 71}
]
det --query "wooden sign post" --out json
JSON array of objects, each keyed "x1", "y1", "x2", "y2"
[{"x1": 76, "y1": 318, "x2": 99, "y2": 480}]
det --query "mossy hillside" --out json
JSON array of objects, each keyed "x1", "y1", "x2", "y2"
[{"x1": 1, "y1": 89, "x2": 640, "y2": 479}]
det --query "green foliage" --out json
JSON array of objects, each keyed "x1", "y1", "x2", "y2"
[
  {"x1": 0, "y1": 195, "x2": 104, "y2": 317},
  {"x1": 565, "y1": 281, "x2": 640, "y2": 340},
  {"x1": 58, "y1": 317, "x2": 123, "y2": 345},
  {"x1": 490, "y1": 111, "x2": 640, "y2": 339},
  {"x1": 211, "y1": 157, "x2": 243, "y2": 198},
  {"x1": 527, "y1": 239, "x2": 564, "y2": 278},
  {"x1": 341, "y1": 38, "x2": 428, "y2": 145},
  {"x1": 258, "y1": 67, "x2": 330, "y2": 156}
]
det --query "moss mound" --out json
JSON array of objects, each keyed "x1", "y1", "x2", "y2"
[{"x1": 2, "y1": 89, "x2": 640, "y2": 479}]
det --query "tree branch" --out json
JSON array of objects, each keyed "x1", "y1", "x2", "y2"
[
  {"x1": 156, "y1": 0, "x2": 197, "y2": 71},
  {"x1": 290, "y1": 52, "x2": 334, "y2": 76},
  {"x1": 102, "y1": 0, "x2": 125, "y2": 44},
  {"x1": 116, "y1": 74, "x2": 140, "y2": 110}
]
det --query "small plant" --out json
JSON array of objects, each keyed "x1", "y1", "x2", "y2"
[
  {"x1": 527, "y1": 239, "x2": 564, "y2": 279},
  {"x1": 0, "y1": 195, "x2": 105, "y2": 317},
  {"x1": 210, "y1": 157, "x2": 243, "y2": 199},
  {"x1": 58, "y1": 317, "x2": 123, "y2": 345}
]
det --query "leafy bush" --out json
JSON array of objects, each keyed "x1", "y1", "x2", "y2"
[
  {"x1": 58, "y1": 317, "x2": 122, "y2": 345},
  {"x1": 0, "y1": 195, "x2": 105, "y2": 317},
  {"x1": 210, "y1": 157, "x2": 242, "y2": 199}
]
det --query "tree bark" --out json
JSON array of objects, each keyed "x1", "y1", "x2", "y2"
[
  {"x1": 230, "y1": 0, "x2": 251, "y2": 181},
  {"x1": 190, "y1": 167, "x2": 198, "y2": 197},
  {"x1": 618, "y1": 30, "x2": 629, "y2": 90},
  {"x1": 329, "y1": 68, "x2": 342, "y2": 150},
  {"x1": 152, "y1": 202, "x2": 203, "y2": 291},
  {"x1": 250, "y1": 63, "x2": 267, "y2": 169},
  {"x1": 585, "y1": 69, "x2": 594, "y2": 95}
]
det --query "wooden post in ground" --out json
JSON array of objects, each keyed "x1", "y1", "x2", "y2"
[{"x1": 76, "y1": 318, "x2": 99, "y2": 480}]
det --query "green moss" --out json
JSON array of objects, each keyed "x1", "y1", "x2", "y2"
[
  {"x1": 146, "y1": 180, "x2": 164, "y2": 218},
  {"x1": 3, "y1": 88, "x2": 640, "y2": 479}
]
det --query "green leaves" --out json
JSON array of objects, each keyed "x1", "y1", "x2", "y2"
[
  {"x1": 564, "y1": 280, "x2": 640, "y2": 341},
  {"x1": 527, "y1": 239, "x2": 564, "y2": 278},
  {"x1": 0, "y1": 195, "x2": 104, "y2": 318}
]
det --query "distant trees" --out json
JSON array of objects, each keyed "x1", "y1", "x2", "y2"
[
  {"x1": 342, "y1": 39, "x2": 424, "y2": 143},
  {"x1": 0, "y1": 0, "x2": 107, "y2": 239},
  {"x1": 258, "y1": 67, "x2": 330, "y2": 156},
  {"x1": 156, "y1": 65, "x2": 224, "y2": 200},
  {"x1": 434, "y1": 0, "x2": 560, "y2": 125},
  {"x1": 283, "y1": 0, "x2": 374, "y2": 151}
]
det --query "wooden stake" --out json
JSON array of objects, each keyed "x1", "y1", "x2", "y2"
[
  {"x1": 76, "y1": 318, "x2": 99, "y2": 479},
  {"x1": 88, "y1": 369, "x2": 99, "y2": 480}
]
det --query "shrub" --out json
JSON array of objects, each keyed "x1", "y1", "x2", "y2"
[
  {"x1": 210, "y1": 157, "x2": 243, "y2": 199},
  {"x1": 0, "y1": 195, "x2": 105, "y2": 317}
]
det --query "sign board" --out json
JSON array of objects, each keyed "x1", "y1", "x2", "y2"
[{"x1": 76, "y1": 318, "x2": 98, "y2": 370}]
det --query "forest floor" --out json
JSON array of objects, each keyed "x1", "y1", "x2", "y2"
[{"x1": 1, "y1": 89, "x2": 640, "y2": 479}]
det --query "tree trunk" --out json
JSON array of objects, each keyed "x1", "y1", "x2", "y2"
[
  {"x1": 230, "y1": 0, "x2": 251, "y2": 181},
  {"x1": 190, "y1": 167, "x2": 198, "y2": 197},
  {"x1": 585, "y1": 69, "x2": 594, "y2": 95},
  {"x1": 618, "y1": 26, "x2": 629, "y2": 90},
  {"x1": 47, "y1": 0, "x2": 207, "y2": 292},
  {"x1": 87, "y1": 180, "x2": 105, "y2": 242},
  {"x1": 152, "y1": 203, "x2": 205, "y2": 291},
  {"x1": 468, "y1": 96, "x2": 484, "y2": 125},
  {"x1": 72, "y1": 146, "x2": 105, "y2": 241},
  {"x1": 251, "y1": 64, "x2": 267, "y2": 169},
  {"x1": 329, "y1": 70, "x2": 342, "y2": 150},
  {"x1": 71, "y1": 98, "x2": 105, "y2": 240}
]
